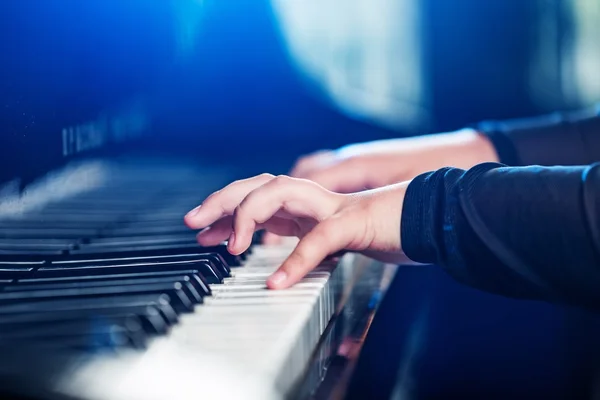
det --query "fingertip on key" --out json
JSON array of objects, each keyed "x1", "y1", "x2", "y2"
[{"x1": 266, "y1": 270, "x2": 288, "y2": 290}]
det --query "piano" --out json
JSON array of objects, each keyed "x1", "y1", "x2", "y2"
[{"x1": 0, "y1": 156, "x2": 397, "y2": 400}]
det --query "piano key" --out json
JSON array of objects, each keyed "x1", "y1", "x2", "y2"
[
  {"x1": 0, "y1": 238, "x2": 77, "y2": 246},
  {"x1": 0, "y1": 314, "x2": 146, "y2": 340},
  {"x1": 0, "y1": 248, "x2": 68, "y2": 256},
  {"x1": 0, "y1": 317, "x2": 148, "y2": 350},
  {"x1": 0, "y1": 261, "x2": 41, "y2": 270},
  {"x1": 0, "y1": 241, "x2": 74, "y2": 251},
  {"x1": 0, "y1": 218, "x2": 114, "y2": 227},
  {"x1": 83, "y1": 234, "x2": 197, "y2": 247},
  {"x1": 0, "y1": 282, "x2": 196, "y2": 313},
  {"x1": 129, "y1": 211, "x2": 200, "y2": 222},
  {"x1": 0, "y1": 294, "x2": 177, "y2": 321},
  {"x1": 0, "y1": 262, "x2": 39, "y2": 279},
  {"x1": 0, "y1": 305, "x2": 170, "y2": 335},
  {"x1": 51, "y1": 252, "x2": 230, "y2": 280},
  {"x1": 2, "y1": 275, "x2": 206, "y2": 304},
  {"x1": 17, "y1": 269, "x2": 211, "y2": 296},
  {"x1": 42, "y1": 259, "x2": 223, "y2": 284},
  {"x1": 68, "y1": 244, "x2": 244, "y2": 267},
  {"x1": 100, "y1": 225, "x2": 194, "y2": 236},
  {"x1": 0, "y1": 227, "x2": 101, "y2": 239}
]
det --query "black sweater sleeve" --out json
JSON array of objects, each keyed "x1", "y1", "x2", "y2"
[
  {"x1": 475, "y1": 105, "x2": 600, "y2": 166},
  {"x1": 401, "y1": 162, "x2": 600, "y2": 311}
]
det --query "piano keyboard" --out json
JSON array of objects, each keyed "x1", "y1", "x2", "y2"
[{"x1": 0, "y1": 158, "x2": 368, "y2": 400}]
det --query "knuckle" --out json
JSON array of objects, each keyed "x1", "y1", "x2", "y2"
[
  {"x1": 258, "y1": 173, "x2": 275, "y2": 180},
  {"x1": 236, "y1": 192, "x2": 265, "y2": 222},
  {"x1": 272, "y1": 175, "x2": 292, "y2": 185}
]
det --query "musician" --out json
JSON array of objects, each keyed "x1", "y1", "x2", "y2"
[{"x1": 185, "y1": 105, "x2": 600, "y2": 311}]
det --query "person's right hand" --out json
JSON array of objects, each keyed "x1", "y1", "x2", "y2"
[
  {"x1": 290, "y1": 128, "x2": 499, "y2": 193},
  {"x1": 262, "y1": 128, "x2": 498, "y2": 245}
]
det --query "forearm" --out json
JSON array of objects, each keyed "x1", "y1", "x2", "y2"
[{"x1": 401, "y1": 162, "x2": 600, "y2": 310}]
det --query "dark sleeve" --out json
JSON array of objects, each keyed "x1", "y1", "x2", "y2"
[
  {"x1": 475, "y1": 105, "x2": 600, "y2": 166},
  {"x1": 401, "y1": 162, "x2": 600, "y2": 311}
]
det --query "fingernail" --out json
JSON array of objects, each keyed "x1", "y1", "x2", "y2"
[
  {"x1": 267, "y1": 270, "x2": 288, "y2": 287},
  {"x1": 186, "y1": 206, "x2": 201, "y2": 218}
]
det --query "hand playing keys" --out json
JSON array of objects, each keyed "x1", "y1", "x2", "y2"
[{"x1": 184, "y1": 174, "x2": 411, "y2": 289}]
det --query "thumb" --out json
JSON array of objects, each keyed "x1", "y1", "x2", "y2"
[{"x1": 266, "y1": 216, "x2": 354, "y2": 289}]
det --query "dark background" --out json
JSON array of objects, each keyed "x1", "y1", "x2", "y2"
[
  {"x1": 0, "y1": 0, "x2": 591, "y2": 185},
  {"x1": 1, "y1": 2, "x2": 600, "y2": 398}
]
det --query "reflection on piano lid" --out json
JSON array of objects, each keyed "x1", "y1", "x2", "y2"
[{"x1": 0, "y1": 157, "x2": 397, "y2": 400}]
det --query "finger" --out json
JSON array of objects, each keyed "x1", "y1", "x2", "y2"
[
  {"x1": 289, "y1": 150, "x2": 334, "y2": 178},
  {"x1": 184, "y1": 173, "x2": 274, "y2": 229},
  {"x1": 229, "y1": 217, "x2": 302, "y2": 254},
  {"x1": 229, "y1": 176, "x2": 342, "y2": 254},
  {"x1": 197, "y1": 216, "x2": 302, "y2": 250},
  {"x1": 262, "y1": 231, "x2": 283, "y2": 245},
  {"x1": 267, "y1": 216, "x2": 355, "y2": 289},
  {"x1": 196, "y1": 216, "x2": 233, "y2": 247},
  {"x1": 304, "y1": 160, "x2": 368, "y2": 193}
]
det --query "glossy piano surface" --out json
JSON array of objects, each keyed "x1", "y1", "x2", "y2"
[{"x1": 0, "y1": 156, "x2": 396, "y2": 400}]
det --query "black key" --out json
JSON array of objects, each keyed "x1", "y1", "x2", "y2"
[
  {"x1": 0, "y1": 305, "x2": 169, "y2": 335},
  {"x1": 0, "y1": 262, "x2": 38, "y2": 279},
  {"x1": 113, "y1": 219, "x2": 193, "y2": 228},
  {"x1": 0, "y1": 244, "x2": 72, "y2": 252},
  {"x1": 0, "y1": 213, "x2": 119, "y2": 224},
  {"x1": 0, "y1": 227, "x2": 100, "y2": 239},
  {"x1": 0, "y1": 293, "x2": 173, "y2": 314},
  {"x1": 100, "y1": 225, "x2": 193, "y2": 237},
  {"x1": 16, "y1": 269, "x2": 211, "y2": 296},
  {"x1": 43, "y1": 259, "x2": 222, "y2": 284},
  {"x1": 85, "y1": 234, "x2": 196, "y2": 246},
  {"x1": 196, "y1": 253, "x2": 231, "y2": 277},
  {"x1": 0, "y1": 248, "x2": 68, "y2": 256},
  {"x1": 0, "y1": 238, "x2": 75, "y2": 247},
  {"x1": 5, "y1": 275, "x2": 204, "y2": 304},
  {"x1": 129, "y1": 212, "x2": 195, "y2": 223},
  {"x1": 0, "y1": 261, "x2": 39, "y2": 271},
  {"x1": 68, "y1": 244, "x2": 244, "y2": 267},
  {"x1": 53, "y1": 252, "x2": 229, "y2": 279},
  {"x1": 0, "y1": 316, "x2": 147, "y2": 350},
  {"x1": 0, "y1": 282, "x2": 196, "y2": 313},
  {"x1": 252, "y1": 230, "x2": 265, "y2": 245},
  {"x1": 0, "y1": 295, "x2": 180, "y2": 327}
]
